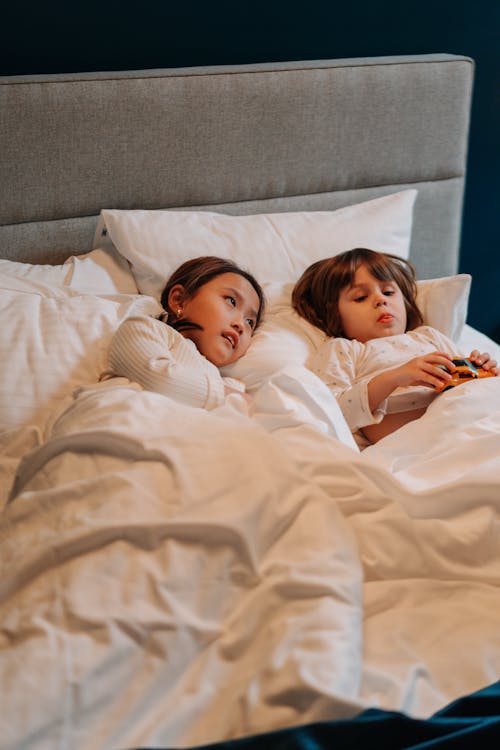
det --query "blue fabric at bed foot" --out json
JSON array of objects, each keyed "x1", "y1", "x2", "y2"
[{"x1": 133, "y1": 680, "x2": 500, "y2": 750}]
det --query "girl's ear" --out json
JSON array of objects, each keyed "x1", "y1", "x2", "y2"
[{"x1": 167, "y1": 284, "x2": 186, "y2": 314}]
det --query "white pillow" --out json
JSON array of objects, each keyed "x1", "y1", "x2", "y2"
[
  {"x1": 223, "y1": 274, "x2": 472, "y2": 388},
  {"x1": 0, "y1": 258, "x2": 70, "y2": 287},
  {"x1": 95, "y1": 190, "x2": 417, "y2": 300},
  {"x1": 416, "y1": 273, "x2": 471, "y2": 342},
  {"x1": 0, "y1": 273, "x2": 160, "y2": 433},
  {"x1": 222, "y1": 309, "x2": 324, "y2": 389},
  {"x1": 0, "y1": 245, "x2": 138, "y2": 297},
  {"x1": 64, "y1": 246, "x2": 139, "y2": 295}
]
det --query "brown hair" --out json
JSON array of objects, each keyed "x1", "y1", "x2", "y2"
[
  {"x1": 160, "y1": 255, "x2": 265, "y2": 332},
  {"x1": 292, "y1": 248, "x2": 423, "y2": 338}
]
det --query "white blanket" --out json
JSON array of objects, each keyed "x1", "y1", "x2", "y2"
[
  {"x1": 1, "y1": 371, "x2": 500, "y2": 749},
  {"x1": 357, "y1": 377, "x2": 500, "y2": 715}
]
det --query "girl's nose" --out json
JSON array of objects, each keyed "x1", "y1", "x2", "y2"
[{"x1": 231, "y1": 317, "x2": 244, "y2": 333}]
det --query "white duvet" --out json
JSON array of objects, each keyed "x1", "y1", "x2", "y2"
[{"x1": 2, "y1": 364, "x2": 500, "y2": 750}]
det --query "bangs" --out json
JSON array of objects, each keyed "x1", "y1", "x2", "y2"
[{"x1": 341, "y1": 249, "x2": 402, "y2": 288}]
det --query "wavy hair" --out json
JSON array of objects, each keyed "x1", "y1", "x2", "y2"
[{"x1": 292, "y1": 248, "x2": 423, "y2": 338}]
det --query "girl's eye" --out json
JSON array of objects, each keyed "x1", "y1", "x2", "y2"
[
  {"x1": 384, "y1": 289, "x2": 395, "y2": 296},
  {"x1": 225, "y1": 296, "x2": 236, "y2": 306},
  {"x1": 246, "y1": 318, "x2": 255, "y2": 329},
  {"x1": 354, "y1": 295, "x2": 366, "y2": 302}
]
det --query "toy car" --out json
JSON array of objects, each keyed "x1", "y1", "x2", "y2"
[{"x1": 436, "y1": 358, "x2": 495, "y2": 392}]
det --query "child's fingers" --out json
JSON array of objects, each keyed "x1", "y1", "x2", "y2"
[
  {"x1": 420, "y1": 362, "x2": 453, "y2": 388},
  {"x1": 423, "y1": 353, "x2": 455, "y2": 371},
  {"x1": 469, "y1": 350, "x2": 489, "y2": 366},
  {"x1": 482, "y1": 359, "x2": 498, "y2": 374}
]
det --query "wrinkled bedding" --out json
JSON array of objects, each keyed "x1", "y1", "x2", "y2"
[{"x1": 2, "y1": 369, "x2": 500, "y2": 750}]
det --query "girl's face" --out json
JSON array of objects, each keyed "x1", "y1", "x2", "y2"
[
  {"x1": 337, "y1": 264, "x2": 407, "y2": 342},
  {"x1": 172, "y1": 272, "x2": 260, "y2": 367}
]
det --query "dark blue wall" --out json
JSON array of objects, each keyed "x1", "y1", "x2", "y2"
[{"x1": 3, "y1": 1, "x2": 499, "y2": 342}]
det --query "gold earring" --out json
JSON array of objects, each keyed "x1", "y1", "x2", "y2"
[{"x1": 176, "y1": 308, "x2": 183, "y2": 319}]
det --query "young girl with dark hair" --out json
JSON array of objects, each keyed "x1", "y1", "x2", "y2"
[
  {"x1": 103, "y1": 256, "x2": 265, "y2": 410},
  {"x1": 292, "y1": 248, "x2": 497, "y2": 447}
]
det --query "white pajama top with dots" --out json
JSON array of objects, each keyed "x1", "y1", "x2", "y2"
[{"x1": 311, "y1": 325, "x2": 459, "y2": 444}]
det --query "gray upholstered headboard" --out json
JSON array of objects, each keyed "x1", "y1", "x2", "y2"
[{"x1": 0, "y1": 53, "x2": 473, "y2": 280}]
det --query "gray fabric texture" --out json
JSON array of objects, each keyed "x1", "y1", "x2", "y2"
[{"x1": 0, "y1": 54, "x2": 473, "y2": 279}]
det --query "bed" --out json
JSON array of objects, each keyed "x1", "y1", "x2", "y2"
[{"x1": 1, "y1": 54, "x2": 500, "y2": 750}]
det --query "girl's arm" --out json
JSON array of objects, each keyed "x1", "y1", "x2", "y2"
[
  {"x1": 313, "y1": 339, "x2": 455, "y2": 433},
  {"x1": 367, "y1": 351, "x2": 455, "y2": 413},
  {"x1": 312, "y1": 338, "x2": 389, "y2": 431},
  {"x1": 363, "y1": 348, "x2": 497, "y2": 443},
  {"x1": 105, "y1": 315, "x2": 225, "y2": 409}
]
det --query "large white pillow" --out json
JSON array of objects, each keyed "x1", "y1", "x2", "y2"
[
  {"x1": 94, "y1": 190, "x2": 417, "y2": 300},
  {"x1": 0, "y1": 273, "x2": 160, "y2": 433}
]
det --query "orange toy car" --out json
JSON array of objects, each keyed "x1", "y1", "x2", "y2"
[{"x1": 436, "y1": 358, "x2": 495, "y2": 393}]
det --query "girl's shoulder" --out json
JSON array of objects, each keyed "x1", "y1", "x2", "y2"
[
  {"x1": 115, "y1": 313, "x2": 161, "y2": 336},
  {"x1": 114, "y1": 314, "x2": 191, "y2": 348},
  {"x1": 118, "y1": 313, "x2": 171, "y2": 333},
  {"x1": 315, "y1": 335, "x2": 363, "y2": 369},
  {"x1": 320, "y1": 334, "x2": 359, "y2": 349},
  {"x1": 408, "y1": 325, "x2": 455, "y2": 347},
  {"x1": 318, "y1": 335, "x2": 363, "y2": 356},
  {"x1": 118, "y1": 313, "x2": 163, "y2": 326}
]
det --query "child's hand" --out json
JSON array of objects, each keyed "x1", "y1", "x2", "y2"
[
  {"x1": 367, "y1": 351, "x2": 454, "y2": 414},
  {"x1": 468, "y1": 350, "x2": 499, "y2": 376},
  {"x1": 392, "y1": 351, "x2": 455, "y2": 389}
]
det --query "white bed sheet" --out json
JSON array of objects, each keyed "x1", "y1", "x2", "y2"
[{"x1": 2, "y1": 359, "x2": 500, "y2": 749}]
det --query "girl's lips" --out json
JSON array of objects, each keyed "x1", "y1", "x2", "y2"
[
  {"x1": 378, "y1": 314, "x2": 393, "y2": 323},
  {"x1": 222, "y1": 332, "x2": 237, "y2": 348}
]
